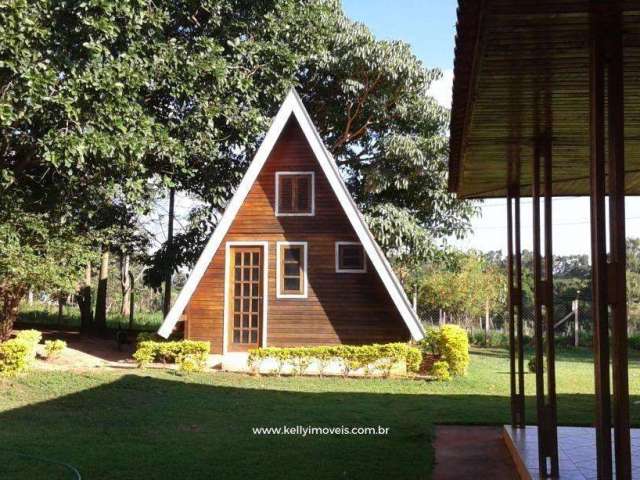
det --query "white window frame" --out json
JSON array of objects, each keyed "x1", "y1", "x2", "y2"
[
  {"x1": 223, "y1": 241, "x2": 269, "y2": 354},
  {"x1": 276, "y1": 241, "x2": 308, "y2": 299},
  {"x1": 275, "y1": 171, "x2": 315, "y2": 216},
  {"x1": 335, "y1": 241, "x2": 367, "y2": 273}
]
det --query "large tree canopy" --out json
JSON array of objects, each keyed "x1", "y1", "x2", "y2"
[{"x1": 1, "y1": 0, "x2": 475, "y2": 294}]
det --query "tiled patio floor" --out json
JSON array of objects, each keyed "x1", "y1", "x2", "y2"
[{"x1": 503, "y1": 425, "x2": 640, "y2": 479}]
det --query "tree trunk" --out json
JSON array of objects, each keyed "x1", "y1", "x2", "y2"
[
  {"x1": 57, "y1": 295, "x2": 65, "y2": 326},
  {"x1": 129, "y1": 271, "x2": 135, "y2": 329},
  {"x1": 163, "y1": 188, "x2": 175, "y2": 317},
  {"x1": 94, "y1": 246, "x2": 110, "y2": 331},
  {"x1": 0, "y1": 284, "x2": 28, "y2": 340},
  {"x1": 28, "y1": 289, "x2": 34, "y2": 305},
  {"x1": 76, "y1": 262, "x2": 93, "y2": 331},
  {"x1": 120, "y1": 253, "x2": 131, "y2": 318},
  {"x1": 484, "y1": 299, "x2": 490, "y2": 343}
]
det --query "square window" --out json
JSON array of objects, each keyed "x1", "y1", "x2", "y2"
[
  {"x1": 336, "y1": 243, "x2": 366, "y2": 272},
  {"x1": 276, "y1": 172, "x2": 314, "y2": 215}
]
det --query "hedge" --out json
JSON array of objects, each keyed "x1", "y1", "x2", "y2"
[
  {"x1": 247, "y1": 343, "x2": 422, "y2": 377},
  {"x1": 133, "y1": 340, "x2": 210, "y2": 372}
]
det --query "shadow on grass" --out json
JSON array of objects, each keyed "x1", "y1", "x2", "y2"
[{"x1": 1, "y1": 373, "x2": 638, "y2": 480}]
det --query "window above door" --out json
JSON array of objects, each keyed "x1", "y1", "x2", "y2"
[
  {"x1": 335, "y1": 242, "x2": 366, "y2": 273},
  {"x1": 275, "y1": 171, "x2": 314, "y2": 216}
]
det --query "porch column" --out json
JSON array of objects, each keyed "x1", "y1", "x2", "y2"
[
  {"x1": 532, "y1": 135, "x2": 559, "y2": 478},
  {"x1": 589, "y1": 2, "x2": 631, "y2": 478},
  {"x1": 507, "y1": 165, "x2": 525, "y2": 429}
]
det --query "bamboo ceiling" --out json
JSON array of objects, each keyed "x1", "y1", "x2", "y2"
[{"x1": 448, "y1": 0, "x2": 640, "y2": 198}]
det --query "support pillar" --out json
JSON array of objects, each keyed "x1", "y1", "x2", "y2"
[
  {"x1": 589, "y1": 0, "x2": 631, "y2": 480},
  {"x1": 507, "y1": 179, "x2": 525, "y2": 429},
  {"x1": 532, "y1": 136, "x2": 559, "y2": 478},
  {"x1": 590, "y1": 2, "x2": 631, "y2": 478}
]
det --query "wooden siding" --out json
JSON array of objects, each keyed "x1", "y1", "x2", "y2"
[{"x1": 186, "y1": 118, "x2": 410, "y2": 353}]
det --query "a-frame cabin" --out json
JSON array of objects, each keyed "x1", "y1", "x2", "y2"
[{"x1": 158, "y1": 90, "x2": 424, "y2": 361}]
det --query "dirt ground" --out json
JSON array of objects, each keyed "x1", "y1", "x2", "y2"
[{"x1": 31, "y1": 329, "x2": 139, "y2": 371}]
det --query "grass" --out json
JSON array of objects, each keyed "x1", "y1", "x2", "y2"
[
  {"x1": 1, "y1": 347, "x2": 639, "y2": 479},
  {"x1": 17, "y1": 304, "x2": 163, "y2": 331}
]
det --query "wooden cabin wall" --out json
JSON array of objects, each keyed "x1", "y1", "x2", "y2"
[{"x1": 185, "y1": 119, "x2": 410, "y2": 353}]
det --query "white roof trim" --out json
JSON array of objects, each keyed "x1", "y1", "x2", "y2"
[{"x1": 158, "y1": 89, "x2": 425, "y2": 341}]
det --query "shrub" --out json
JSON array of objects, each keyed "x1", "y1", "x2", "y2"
[
  {"x1": 0, "y1": 339, "x2": 31, "y2": 376},
  {"x1": 176, "y1": 353, "x2": 207, "y2": 374},
  {"x1": 247, "y1": 343, "x2": 421, "y2": 377},
  {"x1": 419, "y1": 325, "x2": 469, "y2": 376},
  {"x1": 528, "y1": 356, "x2": 545, "y2": 373},
  {"x1": 15, "y1": 329, "x2": 42, "y2": 345},
  {"x1": 43, "y1": 339, "x2": 66, "y2": 360},
  {"x1": 431, "y1": 361, "x2": 451, "y2": 381},
  {"x1": 14, "y1": 329, "x2": 42, "y2": 362},
  {"x1": 133, "y1": 340, "x2": 210, "y2": 368},
  {"x1": 629, "y1": 335, "x2": 640, "y2": 351}
]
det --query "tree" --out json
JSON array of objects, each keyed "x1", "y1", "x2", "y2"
[
  {"x1": 0, "y1": 211, "x2": 92, "y2": 339},
  {"x1": 146, "y1": 0, "x2": 477, "y2": 284},
  {"x1": 419, "y1": 251, "x2": 506, "y2": 328},
  {"x1": 298, "y1": 13, "x2": 477, "y2": 256}
]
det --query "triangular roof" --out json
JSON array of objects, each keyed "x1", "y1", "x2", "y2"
[{"x1": 158, "y1": 89, "x2": 424, "y2": 341}]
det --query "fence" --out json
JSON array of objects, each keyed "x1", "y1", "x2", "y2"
[{"x1": 418, "y1": 298, "x2": 600, "y2": 347}]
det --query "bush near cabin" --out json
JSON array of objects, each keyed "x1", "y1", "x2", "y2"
[{"x1": 420, "y1": 324, "x2": 470, "y2": 379}]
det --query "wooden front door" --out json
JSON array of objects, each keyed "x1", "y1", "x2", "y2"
[{"x1": 228, "y1": 246, "x2": 263, "y2": 351}]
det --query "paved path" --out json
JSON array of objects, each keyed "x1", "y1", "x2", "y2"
[{"x1": 433, "y1": 425, "x2": 519, "y2": 480}]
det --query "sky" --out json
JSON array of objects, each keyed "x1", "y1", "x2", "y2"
[{"x1": 342, "y1": 0, "x2": 640, "y2": 257}]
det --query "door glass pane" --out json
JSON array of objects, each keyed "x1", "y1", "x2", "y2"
[
  {"x1": 235, "y1": 253, "x2": 241, "y2": 264},
  {"x1": 242, "y1": 331, "x2": 249, "y2": 343},
  {"x1": 243, "y1": 252, "x2": 251, "y2": 265},
  {"x1": 243, "y1": 283, "x2": 250, "y2": 296},
  {"x1": 234, "y1": 315, "x2": 240, "y2": 328},
  {"x1": 252, "y1": 268, "x2": 259, "y2": 280},
  {"x1": 234, "y1": 283, "x2": 241, "y2": 296},
  {"x1": 252, "y1": 253, "x2": 260, "y2": 266},
  {"x1": 252, "y1": 299, "x2": 259, "y2": 312},
  {"x1": 252, "y1": 283, "x2": 258, "y2": 296},
  {"x1": 250, "y1": 331, "x2": 257, "y2": 343},
  {"x1": 233, "y1": 330, "x2": 240, "y2": 343},
  {"x1": 251, "y1": 315, "x2": 258, "y2": 328}
]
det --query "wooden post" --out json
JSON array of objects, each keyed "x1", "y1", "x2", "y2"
[
  {"x1": 573, "y1": 299, "x2": 579, "y2": 348},
  {"x1": 515, "y1": 191, "x2": 525, "y2": 427},
  {"x1": 532, "y1": 136, "x2": 559, "y2": 478},
  {"x1": 606, "y1": 3, "x2": 631, "y2": 477},
  {"x1": 507, "y1": 191, "x2": 517, "y2": 426}
]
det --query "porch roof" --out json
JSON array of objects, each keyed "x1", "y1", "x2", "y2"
[{"x1": 448, "y1": 0, "x2": 640, "y2": 199}]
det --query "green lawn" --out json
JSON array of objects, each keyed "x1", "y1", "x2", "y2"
[{"x1": 1, "y1": 347, "x2": 639, "y2": 480}]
